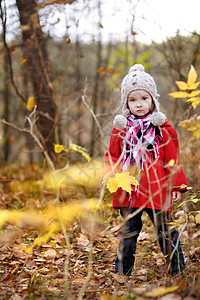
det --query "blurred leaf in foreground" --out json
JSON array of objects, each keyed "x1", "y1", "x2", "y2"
[{"x1": 44, "y1": 159, "x2": 103, "y2": 190}]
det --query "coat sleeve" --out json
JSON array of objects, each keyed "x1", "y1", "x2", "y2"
[
  {"x1": 162, "y1": 125, "x2": 188, "y2": 193},
  {"x1": 104, "y1": 127, "x2": 123, "y2": 174}
]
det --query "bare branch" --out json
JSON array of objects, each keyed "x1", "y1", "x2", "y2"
[
  {"x1": 0, "y1": 106, "x2": 55, "y2": 171},
  {"x1": 81, "y1": 80, "x2": 104, "y2": 139}
]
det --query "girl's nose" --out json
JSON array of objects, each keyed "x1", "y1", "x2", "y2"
[{"x1": 136, "y1": 101, "x2": 142, "y2": 107}]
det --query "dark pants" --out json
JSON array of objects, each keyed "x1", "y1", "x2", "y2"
[{"x1": 115, "y1": 207, "x2": 186, "y2": 276}]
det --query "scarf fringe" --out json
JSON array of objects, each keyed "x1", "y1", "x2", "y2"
[{"x1": 122, "y1": 114, "x2": 162, "y2": 205}]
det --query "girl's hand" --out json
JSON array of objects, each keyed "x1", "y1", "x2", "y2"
[{"x1": 172, "y1": 191, "x2": 181, "y2": 203}]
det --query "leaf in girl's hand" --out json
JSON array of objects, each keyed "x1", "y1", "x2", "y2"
[
  {"x1": 106, "y1": 172, "x2": 139, "y2": 194},
  {"x1": 106, "y1": 177, "x2": 119, "y2": 193}
]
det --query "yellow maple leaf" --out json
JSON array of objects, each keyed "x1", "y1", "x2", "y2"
[
  {"x1": 26, "y1": 96, "x2": 35, "y2": 111},
  {"x1": 187, "y1": 65, "x2": 197, "y2": 86},
  {"x1": 106, "y1": 177, "x2": 120, "y2": 193},
  {"x1": 106, "y1": 172, "x2": 139, "y2": 194}
]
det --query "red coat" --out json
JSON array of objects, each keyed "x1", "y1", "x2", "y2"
[{"x1": 105, "y1": 121, "x2": 188, "y2": 211}]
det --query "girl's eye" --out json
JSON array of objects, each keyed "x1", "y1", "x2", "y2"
[
  {"x1": 142, "y1": 97, "x2": 147, "y2": 100},
  {"x1": 129, "y1": 98, "x2": 135, "y2": 102}
]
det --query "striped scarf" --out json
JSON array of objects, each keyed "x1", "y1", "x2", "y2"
[{"x1": 122, "y1": 114, "x2": 161, "y2": 176}]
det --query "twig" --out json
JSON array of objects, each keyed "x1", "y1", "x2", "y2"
[
  {"x1": 81, "y1": 80, "x2": 104, "y2": 139},
  {"x1": 60, "y1": 220, "x2": 71, "y2": 300},
  {"x1": 1, "y1": 106, "x2": 55, "y2": 171}
]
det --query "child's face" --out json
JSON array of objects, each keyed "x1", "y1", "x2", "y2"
[{"x1": 127, "y1": 90, "x2": 153, "y2": 117}]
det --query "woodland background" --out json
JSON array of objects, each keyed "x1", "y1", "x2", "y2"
[{"x1": 0, "y1": 0, "x2": 199, "y2": 299}]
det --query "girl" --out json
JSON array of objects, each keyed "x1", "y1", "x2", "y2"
[{"x1": 105, "y1": 64, "x2": 188, "y2": 277}]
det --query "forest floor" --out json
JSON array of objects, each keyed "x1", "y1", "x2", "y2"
[{"x1": 0, "y1": 163, "x2": 199, "y2": 300}]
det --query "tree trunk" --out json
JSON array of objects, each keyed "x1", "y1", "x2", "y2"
[
  {"x1": 16, "y1": 0, "x2": 56, "y2": 159},
  {"x1": 3, "y1": 49, "x2": 10, "y2": 162}
]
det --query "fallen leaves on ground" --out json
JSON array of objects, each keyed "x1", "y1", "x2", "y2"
[{"x1": 0, "y1": 163, "x2": 199, "y2": 299}]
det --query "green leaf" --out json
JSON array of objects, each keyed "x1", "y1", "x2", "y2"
[{"x1": 180, "y1": 184, "x2": 187, "y2": 189}]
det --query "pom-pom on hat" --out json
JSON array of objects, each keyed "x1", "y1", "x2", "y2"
[{"x1": 114, "y1": 64, "x2": 166, "y2": 129}]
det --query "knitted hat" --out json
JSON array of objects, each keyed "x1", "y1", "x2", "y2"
[{"x1": 114, "y1": 64, "x2": 166, "y2": 129}]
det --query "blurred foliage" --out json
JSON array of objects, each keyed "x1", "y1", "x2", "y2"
[
  {"x1": 107, "y1": 46, "x2": 152, "y2": 89},
  {"x1": 169, "y1": 65, "x2": 200, "y2": 189},
  {"x1": 0, "y1": 199, "x2": 98, "y2": 254}
]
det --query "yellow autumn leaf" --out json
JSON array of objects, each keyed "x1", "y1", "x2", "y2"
[
  {"x1": 179, "y1": 115, "x2": 200, "y2": 138},
  {"x1": 168, "y1": 159, "x2": 175, "y2": 167},
  {"x1": 106, "y1": 172, "x2": 139, "y2": 194},
  {"x1": 186, "y1": 97, "x2": 200, "y2": 103},
  {"x1": 175, "y1": 81, "x2": 188, "y2": 90},
  {"x1": 193, "y1": 129, "x2": 200, "y2": 139},
  {"x1": 20, "y1": 58, "x2": 27, "y2": 64},
  {"x1": 54, "y1": 144, "x2": 65, "y2": 153},
  {"x1": 26, "y1": 96, "x2": 35, "y2": 111},
  {"x1": 168, "y1": 91, "x2": 188, "y2": 98},
  {"x1": 1, "y1": 200, "x2": 98, "y2": 253},
  {"x1": 106, "y1": 177, "x2": 121, "y2": 193},
  {"x1": 188, "y1": 90, "x2": 200, "y2": 97},
  {"x1": 68, "y1": 143, "x2": 91, "y2": 162},
  {"x1": 187, "y1": 126, "x2": 198, "y2": 131},
  {"x1": 190, "y1": 98, "x2": 200, "y2": 109},
  {"x1": 195, "y1": 213, "x2": 200, "y2": 224},
  {"x1": 145, "y1": 286, "x2": 179, "y2": 297},
  {"x1": 188, "y1": 81, "x2": 200, "y2": 90},
  {"x1": 179, "y1": 120, "x2": 189, "y2": 128},
  {"x1": 187, "y1": 65, "x2": 197, "y2": 86}
]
